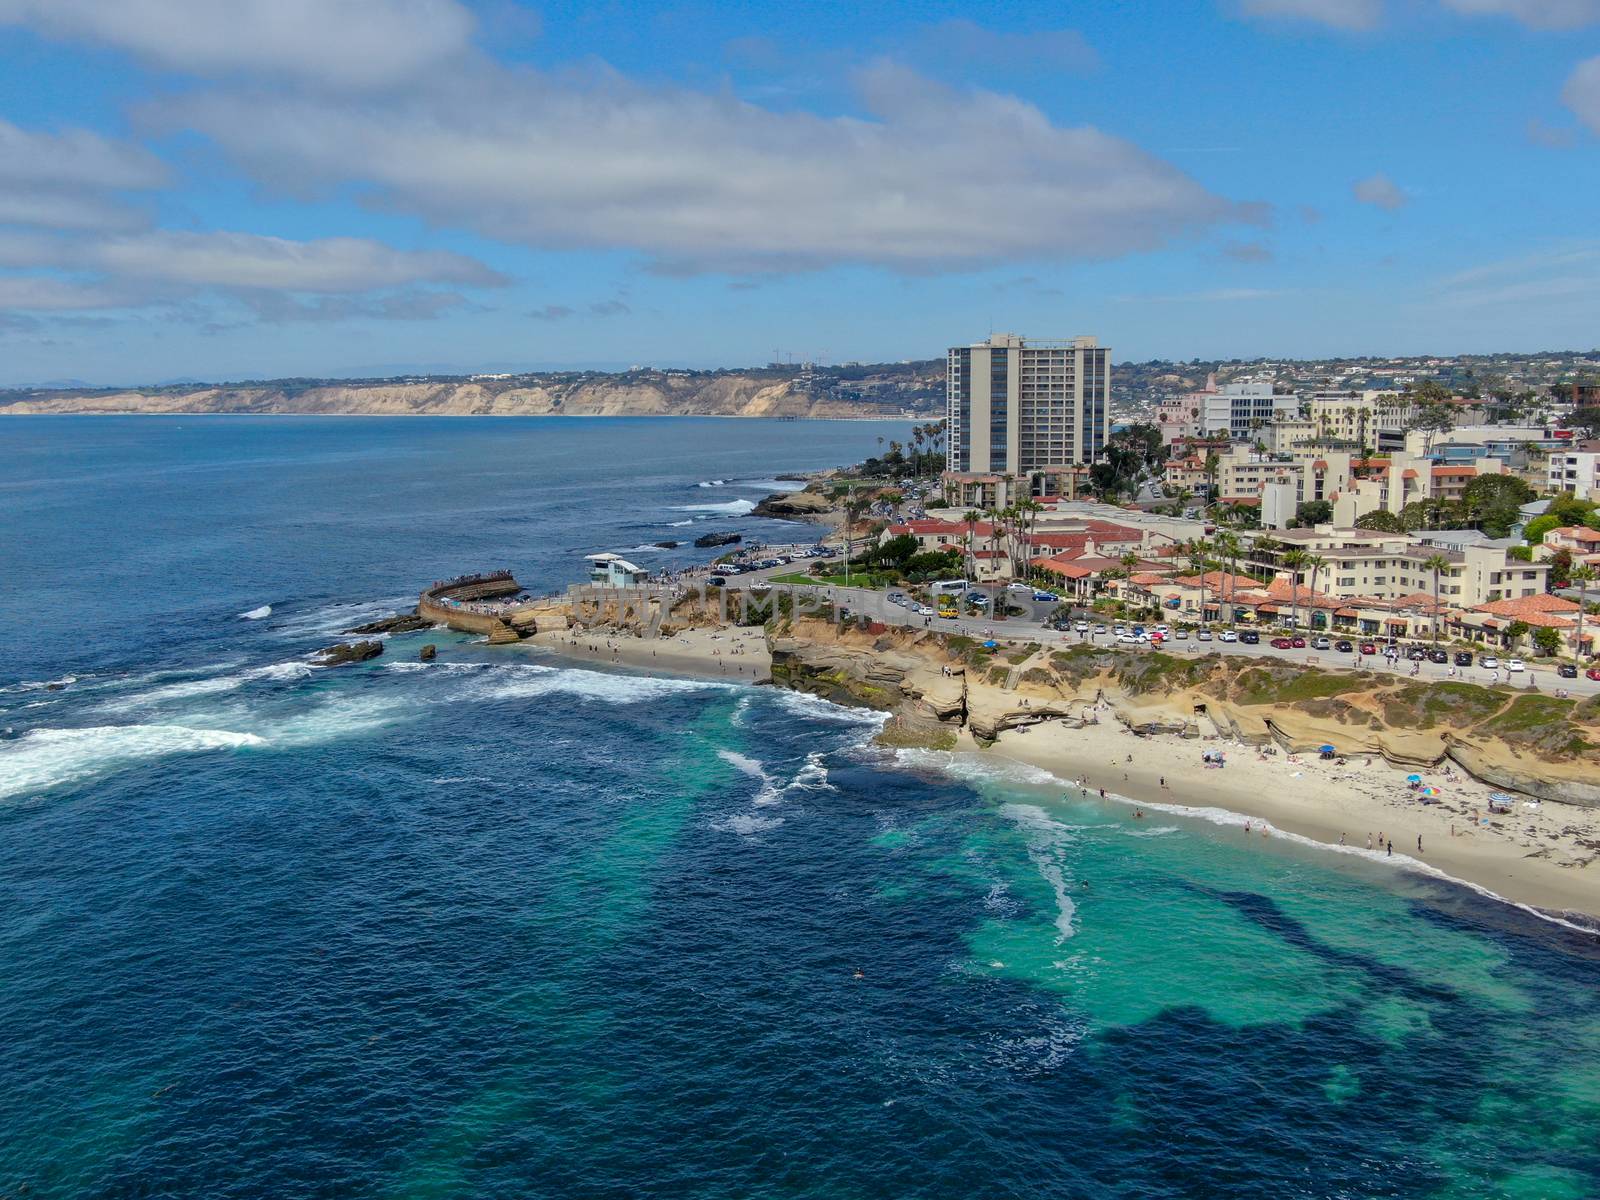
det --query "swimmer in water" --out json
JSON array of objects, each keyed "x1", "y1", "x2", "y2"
[
  {"x1": 1134, "y1": 808, "x2": 1144, "y2": 819},
  {"x1": 853, "y1": 968, "x2": 864, "y2": 980}
]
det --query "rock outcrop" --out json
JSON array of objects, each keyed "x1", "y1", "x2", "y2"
[
  {"x1": 311, "y1": 640, "x2": 384, "y2": 667},
  {"x1": 751, "y1": 491, "x2": 833, "y2": 520},
  {"x1": 764, "y1": 619, "x2": 1600, "y2": 805},
  {"x1": 345, "y1": 610, "x2": 435, "y2": 635}
]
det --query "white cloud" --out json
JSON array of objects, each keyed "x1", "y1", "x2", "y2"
[
  {"x1": 0, "y1": 118, "x2": 165, "y2": 232},
  {"x1": 141, "y1": 59, "x2": 1254, "y2": 275},
  {"x1": 1352, "y1": 172, "x2": 1407, "y2": 210},
  {"x1": 0, "y1": 230, "x2": 504, "y2": 321},
  {"x1": 1233, "y1": 0, "x2": 1383, "y2": 30},
  {"x1": 1434, "y1": 243, "x2": 1600, "y2": 308},
  {"x1": 1440, "y1": 0, "x2": 1600, "y2": 28},
  {"x1": 1563, "y1": 55, "x2": 1600, "y2": 133},
  {"x1": 0, "y1": 0, "x2": 476, "y2": 89},
  {"x1": 85, "y1": 231, "x2": 503, "y2": 292}
]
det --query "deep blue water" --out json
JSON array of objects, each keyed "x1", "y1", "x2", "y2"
[{"x1": 2, "y1": 417, "x2": 1598, "y2": 1200}]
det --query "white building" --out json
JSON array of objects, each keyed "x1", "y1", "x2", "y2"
[
  {"x1": 1547, "y1": 449, "x2": 1600, "y2": 499},
  {"x1": 585, "y1": 553, "x2": 648, "y2": 587}
]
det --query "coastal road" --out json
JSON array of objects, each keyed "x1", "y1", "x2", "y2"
[{"x1": 730, "y1": 574, "x2": 1600, "y2": 698}]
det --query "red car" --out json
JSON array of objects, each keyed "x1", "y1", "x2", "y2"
[
  {"x1": 1359, "y1": 642, "x2": 1377, "y2": 655},
  {"x1": 1291, "y1": 637, "x2": 1307, "y2": 649},
  {"x1": 1270, "y1": 637, "x2": 1294, "y2": 649},
  {"x1": 1588, "y1": 667, "x2": 1600, "y2": 682}
]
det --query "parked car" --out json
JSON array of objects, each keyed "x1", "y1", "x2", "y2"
[
  {"x1": 1116, "y1": 632, "x2": 1141, "y2": 644},
  {"x1": 1032, "y1": 591, "x2": 1059, "y2": 602},
  {"x1": 1196, "y1": 630, "x2": 1213, "y2": 641},
  {"x1": 1074, "y1": 621, "x2": 1089, "y2": 633},
  {"x1": 1481, "y1": 656, "x2": 1501, "y2": 670},
  {"x1": 914, "y1": 604, "x2": 935, "y2": 617},
  {"x1": 1176, "y1": 629, "x2": 1190, "y2": 639},
  {"x1": 1454, "y1": 651, "x2": 1474, "y2": 666},
  {"x1": 1239, "y1": 630, "x2": 1260, "y2": 645},
  {"x1": 1507, "y1": 658, "x2": 1526, "y2": 673},
  {"x1": 1093, "y1": 625, "x2": 1108, "y2": 636},
  {"x1": 1219, "y1": 630, "x2": 1238, "y2": 643},
  {"x1": 1587, "y1": 667, "x2": 1600, "y2": 681},
  {"x1": 1428, "y1": 649, "x2": 1448, "y2": 664},
  {"x1": 1291, "y1": 637, "x2": 1307, "y2": 649},
  {"x1": 1334, "y1": 640, "x2": 1353, "y2": 653},
  {"x1": 1359, "y1": 642, "x2": 1377, "y2": 655},
  {"x1": 708, "y1": 574, "x2": 729, "y2": 586},
  {"x1": 1406, "y1": 647, "x2": 1426, "y2": 661},
  {"x1": 1558, "y1": 663, "x2": 1579, "y2": 678},
  {"x1": 1271, "y1": 637, "x2": 1294, "y2": 649},
  {"x1": 1311, "y1": 636, "x2": 1330, "y2": 650}
]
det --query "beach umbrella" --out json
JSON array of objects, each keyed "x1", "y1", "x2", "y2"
[
  {"x1": 1319, "y1": 744, "x2": 1336, "y2": 754},
  {"x1": 1406, "y1": 774, "x2": 1423, "y2": 783},
  {"x1": 983, "y1": 640, "x2": 998, "y2": 649},
  {"x1": 1420, "y1": 786, "x2": 1439, "y2": 797},
  {"x1": 1488, "y1": 792, "x2": 1513, "y2": 802}
]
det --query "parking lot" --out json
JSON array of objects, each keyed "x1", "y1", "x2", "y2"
[{"x1": 723, "y1": 565, "x2": 1600, "y2": 698}]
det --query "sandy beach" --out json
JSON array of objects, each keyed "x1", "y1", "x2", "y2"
[
  {"x1": 527, "y1": 625, "x2": 773, "y2": 681},
  {"x1": 972, "y1": 713, "x2": 1600, "y2": 924}
]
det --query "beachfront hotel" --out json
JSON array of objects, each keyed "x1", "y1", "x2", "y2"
[{"x1": 944, "y1": 333, "x2": 1110, "y2": 506}]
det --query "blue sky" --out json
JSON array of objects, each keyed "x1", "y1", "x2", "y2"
[{"x1": 1, "y1": 0, "x2": 1598, "y2": 385}]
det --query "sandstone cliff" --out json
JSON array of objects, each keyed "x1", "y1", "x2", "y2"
[
  {"x1": 0, "y1": 368, "x2": 933, "y2": 419},
  {"x1": 766, "y1": 618, "x2": 1600, "y2": 807}
]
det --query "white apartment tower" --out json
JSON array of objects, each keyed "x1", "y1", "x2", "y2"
[{"x1": 946, "y1": 333, "x2": 1110, "y2": 476}]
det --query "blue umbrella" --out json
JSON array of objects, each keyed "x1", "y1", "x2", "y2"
[
  {"x1": 983, "y1": 640, "x2": 998, "y2": 649},
  {"x1": 1406, "y1": 774, "x2": 1423, "y2": 783},
  {"x1": 1319, "y1": 744, "x2": 1336, "y2": 754}
]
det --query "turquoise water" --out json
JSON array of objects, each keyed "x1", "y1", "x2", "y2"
[{"x1": 1, "y1": 417, "x2": 1598, "y2": 1198}]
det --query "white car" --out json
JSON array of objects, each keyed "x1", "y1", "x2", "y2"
[
  {"x1": 1481, "y1": 656, "x2": 1500, "y2": 670},
  {"x1": 1116, "y1": 632, "x2": 1139, "y2": 644},
  {"x1": 1074, "y1": 621, "x2": 1089, "y2": 633},
  {"x1": 1219, "y1": 630, "x2": 1238, "y2": 643},
  {"x1": 914, "y1": 604, "x2": 935, "y2": 617},
  {"x1": 1196, "y1": 630, "x2": 1213, "y2": 642},
  {"x1": 1506, "y1": 658, "x2": 1525, "y2": 672}
]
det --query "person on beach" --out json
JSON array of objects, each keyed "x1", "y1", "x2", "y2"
[
  {"x1": 1367, "y1": 833, "x2": 1373, "y2": 850},
  {"x1": 1417, "y1": 834, "x2": 1423, "y2": 853},
  {"x1": 1386, "y1": 840, "x2": 1393, "y2": 856}
]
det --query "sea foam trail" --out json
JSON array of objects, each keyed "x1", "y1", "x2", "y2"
[
  {"x1": 0, "y1": 724, "x2": 266, "y2": 801},
  {"x1": 239, "y1": 605, "x2": 272, "y2": 620},
  {"x1": 99, "y1": 661, "x2": 313, "y2": 711},
  {"x1": 716, "y1": 749, "x2": 783, "y2": 806},
  {"x1": 1002, "y1": 802, "x2": 1079, "y2": 942}
]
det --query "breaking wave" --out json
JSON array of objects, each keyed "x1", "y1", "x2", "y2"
[
  {"x1": 465, "y1": 663, "x2": 737, "y2": 705},
  {"x1": 670, "y1": 499, "x2": 756, "y2": 516},
  {"x1": 0, "y1": 724, "x2": 266, "y2": 801},
  {"x1": 239, "y1": 605, "x2": 272, "y2": 620}
]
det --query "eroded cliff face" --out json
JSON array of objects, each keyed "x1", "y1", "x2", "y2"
[
  {"x1": 766, "y1": 619, "x2": 1600, "y2": 806},
  {"x1": 0, "y1": 374, "x2": 907, "y2": 418}
]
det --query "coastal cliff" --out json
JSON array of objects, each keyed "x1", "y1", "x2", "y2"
[
  {"x1": 0, "y1": 366, "x2": 938, "y2": 418},
  {"x1": 766, "y1": 617, "x2": 1600, "y2": 807}
]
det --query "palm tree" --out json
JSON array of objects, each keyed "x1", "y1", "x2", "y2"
[
  {"x1": 1281, "y1": 548, "x2": 1308, "y2": 630},
  {"x1": 1571, "y1": 564, "x2": 1596, "y2": 667},
  {"x1": 1213, "y1": 530, "x2": 1241, "y2": 622},
  {"x1": 1187, "y1": 537, "x2": 1213, "y2": 624},
  {"x1": 1423, "y1": 553, "x2": 1451, "y2": 645},
  {"x1": 961, "y1": 509, "x2": 982, "y2": 593},
  {"x1": 910, "y1": 427, "x2": 925, "y2": 477},
  {"x1": 1304, "y1": 553, "x2": 1328, "y2": 631}
]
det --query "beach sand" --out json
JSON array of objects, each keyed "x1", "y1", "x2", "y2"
[
  {"x1": 972, "y1": 713, "x2": 1600, "y2": 922},
  {"x1": 527, "y1": 625, "x2": 772, "y2": 681}
]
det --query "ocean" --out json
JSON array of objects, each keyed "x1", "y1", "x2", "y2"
[{"x1": 2, "y1": 416, "x2": 1597, "y2": 1199}]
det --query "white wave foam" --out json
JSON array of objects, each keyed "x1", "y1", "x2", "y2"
[
  {"x1": 385, "y1": 661, "x2": 431, "y2": 672},
  {"x1": 239, "y1": 605, "x2": 272, "y2": 620},
  {"x1": 466, "y1": 663, "x2": 737, "y2": 705},
  {"x1": 767, "y1": 689, "x2": 889, "y2": 727},
  {"x1": 717, "y1": 749, "x2": 783, "y2": 805},
  {"x1": 268, "y1": 596, "x2": 414, "y2": 641},
  {"x1": 265, "y1": 694, "x2": 407, "y2": 747},
  {"x1": 791, "y1": 751, "x2": 834, "y2": 792},
  {"x1": 99, "y1": 661, "x2": 312, "y2": 710},
  {"x1": 713, "y1": 811, "x2": 786, "y2": 836},
  {"x1": 893, "y1": 747, "x2": 1059, "y2": 790},
  {"x1": 0, "y1": 675, "x2": 78, "y2": 695},
  {"x1": 697, "y1": 479, "x2": 728, "y2": 488},
  {"x1": 668, "y1": 519, "x2": 695, "y2": 527},
  {"x1": 670, "y1": 499, "x2": 756, "y2": 515},
  {"x1": 0, "y1": 724, "x2": 266, "y2": 801},
  {"x1": 1124, "y1": 824, "x2": 1180, "y2": 837}
]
